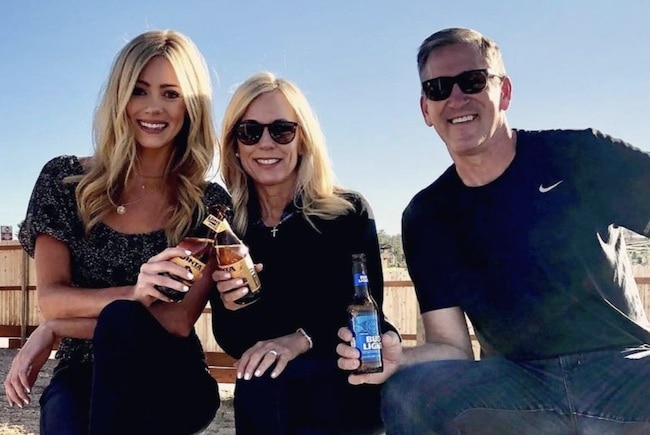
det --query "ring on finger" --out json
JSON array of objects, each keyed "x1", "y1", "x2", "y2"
[{"x1": 268, "y1": 349, "x2": 278, "y2": 357}]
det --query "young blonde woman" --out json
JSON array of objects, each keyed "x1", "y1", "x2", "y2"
[
  {"x1": 211, "y1": 72, "x2": 397, "y2": 434},
  {"x1": 3, "y1": 30, "x2": 230, "y2": 435}
]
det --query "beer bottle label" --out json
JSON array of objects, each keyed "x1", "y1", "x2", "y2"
[
  {"x1": 220, "y1": 255, "x2": 261, "y2": 292},
  {"x1": 171, "y1": 255, "x2": 206, "y2": 280},
  {"x1": 351, "y1": 313, "x2": 382, "y2": 362},
  {"x1": 353, "y1": 272, "x2": 369, "y2": 286},
  {"x1": 202, "y1": 213, "x2": 227, "y2": 233}
]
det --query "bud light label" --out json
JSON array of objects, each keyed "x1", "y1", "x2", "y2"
[
  {"x1": 353, "y1": 272, "x2": 369, "y2": 286},
  {"x1": 350, "y1": 313, "x2": 382, "y2": 362}
]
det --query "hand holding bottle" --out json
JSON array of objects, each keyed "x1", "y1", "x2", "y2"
[
  {"x1": 336, "y1": 328, "x2": 402, "y2": 385},
  {"x1": 212, "y1": 263, "x2": 264, "y2": 310},
  {"x1": 155, "y1": 207, "x2": 221, "y2": 302},
  {"x1": 212, "y1": 205, "x2": 263, "y2": 306},
  {"x1": 135, "y1": 246, "x2": 197, "y2": 305}
]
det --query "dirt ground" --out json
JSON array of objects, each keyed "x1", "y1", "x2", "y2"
[{"x1": 0, "y1": 348, "x2": 235, "y2": 434}]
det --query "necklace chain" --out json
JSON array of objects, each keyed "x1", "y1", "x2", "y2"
[
  {"x1": 116, "y1": 184, "x2": 150, "y2": 215},
  {"x1": 114, "y1": 172, "x2": 164, "y2": 215},
  {"x1": 269, "y1": 210, "x2": 296, "y2": 237},
  {"x1": 137, "y1": 172, "x2": 164, "y2": 179}
]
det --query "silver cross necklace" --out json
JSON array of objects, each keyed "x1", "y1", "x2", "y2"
[{"x1": 268, "y1": 210, "x2": 297, "y2": 238}]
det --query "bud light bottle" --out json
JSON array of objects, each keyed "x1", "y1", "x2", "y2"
[{"x1": 348, "y1": 253, "x2": 383, "y2": 374}]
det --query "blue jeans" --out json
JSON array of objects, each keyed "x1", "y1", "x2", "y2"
[
  {"x1": 39, "y1": 360, "x2": 93, "y2": 434},
  {"x1": 381, "y1": 346, "x2": 650, "y2": 434},
  {"x1": 40, "y1": 300, "x2": 219, "y2": 435}
]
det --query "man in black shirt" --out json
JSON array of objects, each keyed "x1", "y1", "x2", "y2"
[{"x1": 337, "y1": 27, "x2": 650, "y2": 434}]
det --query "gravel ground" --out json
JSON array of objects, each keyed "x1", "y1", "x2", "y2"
[{"x1": 0, "y1": 348, "x2": 235, "y2": 434}]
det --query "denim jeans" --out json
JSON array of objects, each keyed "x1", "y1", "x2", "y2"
[
  {"x1": 381, "y1": 346, "x2": 650, "y2": 434},
  {"x1": 40, "y1": 300, "x2": 219, "y2": 435},
  {"x1": 39, "y1": 360, "x2": 93, "y2": 434}
]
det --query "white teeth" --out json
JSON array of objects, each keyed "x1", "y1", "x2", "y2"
[
  {"x1": 256, "y1": 158, "x2": 280, "y2": 165},
  {"x1": 450, "y1": 115, "x2": 476, "y2": 124},
  {"x1": 139, "y1": 121, "x2": 166, "y2": 129}
]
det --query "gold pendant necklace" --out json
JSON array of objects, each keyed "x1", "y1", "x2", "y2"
[{"x1": 116, "y1": 184, "x2": 149, "y2": 215}]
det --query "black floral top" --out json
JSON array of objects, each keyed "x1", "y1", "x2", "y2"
[{"x1": 19, "y1": 155, "x2": 231, "y2": 363}]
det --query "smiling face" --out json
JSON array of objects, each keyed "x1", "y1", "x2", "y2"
[
  {"x1": 236, "y1": 90, "x2": 301, "y2": 193},
  {"x1": 126, "y1": 55, "x2": 187, "y2": 152},
  {"x1": 420, "y1": 43, "x2": 511, "y2": 159}
]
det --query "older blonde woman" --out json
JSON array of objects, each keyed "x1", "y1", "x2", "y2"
[
  {"x1": 211, "y1": 71, "x2": 396, "y2": 434},
  {"x1": 4, "y1": 30, "x2": 229, "y2": 434}
]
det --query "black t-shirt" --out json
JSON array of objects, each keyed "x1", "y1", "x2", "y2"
[
  {"x1": 403, "y1": 129, "x2": 650, "y2": 360},
  {"x1": 210, "y1": 190, "x2": 396, "y2": 359}
]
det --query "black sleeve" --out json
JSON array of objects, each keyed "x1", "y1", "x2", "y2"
[
  {"x1": 402, "y1": 182, "x2": 464, "y2": 314},
  {"x1": 573, "y1": 129, "x2": 650, "y2": 236},
  {"x1": 18, "y1": 156, "x2": 82, "y2": 258},
  {"x1": 203, "y1": 182, "x2": 233, "y2": 211}
]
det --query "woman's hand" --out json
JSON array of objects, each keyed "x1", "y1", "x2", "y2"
[
  {"x1": 236, "y1": 330, "x2": 308, "y2": 380},
  {"x1": 132, "y1": 246, "x2": 197, "y2": 306},
  {"x1": 211, "y1": 264, "x2": 263, "y2": 310},
  {"x1": 3, "y1": 323, "x2": 56, "y2": 407},
  {"x1": 336, "y1": 327, "x2": 402, "y2": 385}
]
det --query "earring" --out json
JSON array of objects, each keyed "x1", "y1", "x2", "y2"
[{"x1": 235, "y1": 152, "x2": 240, "y2": 158}]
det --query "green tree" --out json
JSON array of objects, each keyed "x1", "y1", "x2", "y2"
[
  {"x1": 624, "y1": 228, "x2": 650, "y2": 265},
  {"x1": 377, "y1": 230, "x2": 405, "y2": 268}
]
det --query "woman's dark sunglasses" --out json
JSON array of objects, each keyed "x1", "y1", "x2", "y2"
[
  {"x1": 235, "y1": 120, "x2": 299, "y2": 145},
  {"x1": 421, "y1": 69, "x2": 500, "y2": 101}
]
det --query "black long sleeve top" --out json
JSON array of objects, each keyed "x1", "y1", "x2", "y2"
[{"x1": 210, "y1": 190, "x2": 396, "y2": 359}]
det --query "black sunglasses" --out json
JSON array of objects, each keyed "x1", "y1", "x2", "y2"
[
  {"x1": 234, "y1": 120, "x2": 299, "y2": 146},
  {"x1": 421, "y1": 69, "x2": 501, "y2": 101}
]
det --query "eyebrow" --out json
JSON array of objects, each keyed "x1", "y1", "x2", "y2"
[{"x1": 135, "y1": 79, "x2": 180, "y2": 88}]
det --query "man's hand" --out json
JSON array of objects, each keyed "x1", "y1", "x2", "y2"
[{"x1": 336, "y1": 327, "x2": 402, "y2": 385}]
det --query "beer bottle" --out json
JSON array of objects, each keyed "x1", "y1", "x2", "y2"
[
  {"x1": 155, "y1": 207, "x2": 221, "y2": 302},
  {"x1": 213, "y1": 205, "x2": 262, "y2": 305},
  {"x1": 348, "y1": 253, "x2": 383, "y2": 374}
]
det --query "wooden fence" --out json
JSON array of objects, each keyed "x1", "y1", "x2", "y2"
[
  {"x1": 3, "y1": 240, "x2": 650, "y2": 380},
  {"x1": 0, "y1": 241, "x2": 421, "y2": 382}
]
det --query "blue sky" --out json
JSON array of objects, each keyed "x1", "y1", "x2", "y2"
[{"x1": 2, "y1": 1, "x2": 650, "y2": 236}]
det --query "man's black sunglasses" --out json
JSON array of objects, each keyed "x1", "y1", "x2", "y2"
[
  {"x1": 421, "y1": 69, "x2": 501, "y2": 101},
  {"x1": 235, "y1": 120, "x2": 299, "y2": 145}
]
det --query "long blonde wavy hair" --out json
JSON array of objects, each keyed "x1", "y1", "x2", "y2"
[
  {"x1": 220, "y1": 72, "x2": 353, "y2": 235},
  {"x1": 74, "y1": 30, "x2": 216, "y2": 245}
]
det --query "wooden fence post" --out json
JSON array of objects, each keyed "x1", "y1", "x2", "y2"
[{"x1": 21, "y1": 249, "x2": 30, "y2": 345}]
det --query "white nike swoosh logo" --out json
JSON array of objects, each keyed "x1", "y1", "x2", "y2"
[{"x1": 539, "y1": 180, "x2": 563, "y2": 193}]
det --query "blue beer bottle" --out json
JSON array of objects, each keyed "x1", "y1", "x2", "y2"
[{"x1": 348, "y1": 253, "x2": 383, "y2": 374}]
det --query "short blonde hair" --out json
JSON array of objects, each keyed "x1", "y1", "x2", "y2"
[
  {"x1": 220, "y1": 71, "x2": 352, "y2": 234},
  {"x1": 76, "y1": 30, "x2": 217, "y2": 244}
]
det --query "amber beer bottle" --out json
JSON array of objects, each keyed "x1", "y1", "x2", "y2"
[
  {"x1": 348, "y1": 253, "x2": 383, "y2": 374},
  {"x1": 155, "y1": 208, "x2": 220, "y2": 302},
  {"x1": 213, "y1": 205, "x2": 262, "y2": 305}
]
